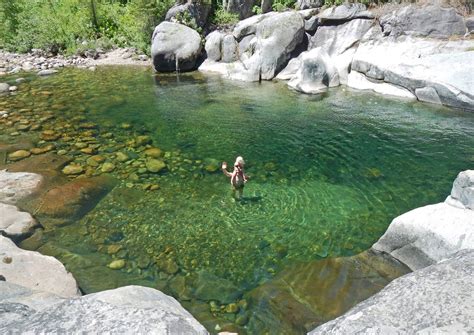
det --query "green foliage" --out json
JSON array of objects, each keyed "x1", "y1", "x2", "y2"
[
  {"x1": 211, "y1": 7, "x2": 240, "y2": 25},
  {"x1": 173, "y1": 10, "x2": 202, "y2": 33},
  {"x1": 252, "y1": 5, "x2": 263, "y2": 15},
  {"x1": 272, "y1": 0, "x2": 296, "y2": 12},
  {"x1": 0, "y1": 0, "x2": 174, "y2": 55}
]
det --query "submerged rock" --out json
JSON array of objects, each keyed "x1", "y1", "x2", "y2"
[
  {"x1": 108, "y1": 259, "x2": 126, "y2": 270},
  {"x1": 36, "y1": 175, "x2": 116, "y2": 225},
  {"x1": 146, "y1": 159, "x2": 166, "y2": 173},
  {"x1": 245, "y1": 250, "x2": 409, "y2": 334},
  {"x1": 62, "y1": 164, "x2": 84, "y2": 175},
  {"x1": 194, "y1": 271, "x2": 241, "y2": 304},
  {"x1": 0, "y1": 284, "x2": 208, "y2": 334},
  {"x1": 310, "y1": 250, "x2": 474, "y2": 334},
  {"x1": 0, "y1": 236, "x2": 80, "y2": 297},
  {"x1": 37, "y1": 69, "x2": 58, "y2": 76},
  {"x1": 0, "y1": 83, "x2": 10, "y2": 93},
  {"x1": 8, "y1": 150, "x2": 31, "y2": 161},
  {"x1": 151, "y1": 22, "x2": 202, "y2": 72}
]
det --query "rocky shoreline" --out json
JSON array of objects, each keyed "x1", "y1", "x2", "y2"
[
  {"x1": 152, "y1": 2, "x2": 474, "y2": 111},
  {"x1": 0, "y1": 47, "x2": 150, "y2": 78}
]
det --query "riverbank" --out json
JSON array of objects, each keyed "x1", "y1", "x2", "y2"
[{"x1": 0, "y1": 48, "x2": 150, "y2": 76}]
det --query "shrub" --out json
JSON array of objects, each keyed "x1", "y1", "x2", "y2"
[{"x1": 211, "y1": 7, "x2": 240, "y2": 25}]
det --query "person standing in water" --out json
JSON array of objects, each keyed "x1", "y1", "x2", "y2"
[{"x1": 222, "y1": 156, "x2": 249, "y2": 200}]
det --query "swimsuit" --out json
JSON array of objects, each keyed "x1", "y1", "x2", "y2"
[{"x1": 231, "y1": 165, "x2": 245, "y2": 190}]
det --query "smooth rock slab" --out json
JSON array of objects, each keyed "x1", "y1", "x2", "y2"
[
  {"x1": 347, "y1": 71, "x2": 416, "y2": 99},
  {"x1": 0, "y1": 236, "x2": 80, "y2": 297},
  {"x1": 350, "y1": 36, "x2": 474, "y2": 110},
  {"x1": 0, "y1": 170, "x2": 43, "y2": 205},
  {"x1": 380, "y1": 3, "x2": 466, "y2": 38},
  {"x1": 0, "y1": 203, "x2": 37, "y2": 239},
  {"x1": 310, "y1": 250, "x2": 474, "y2": 334},
  {"x1": 0, "y1": 285, "x2": 208, "y2": 334}
]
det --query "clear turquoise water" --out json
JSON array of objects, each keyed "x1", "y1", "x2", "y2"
[{"x1": 3, "y1": 66, "x2": 474, "y2": 333}]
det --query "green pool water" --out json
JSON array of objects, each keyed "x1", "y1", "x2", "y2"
[{"x1": 2, "y1": 66, "x2": 474, "y2": 333}]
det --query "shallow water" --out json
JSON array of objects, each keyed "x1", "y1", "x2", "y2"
[{"x1": 2, "y1": 66, "x2": 474, "y2": 333}]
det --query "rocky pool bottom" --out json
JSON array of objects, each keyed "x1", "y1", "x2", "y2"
[{"x1": 1, "y1": 67, "x2": 473, "y2": 333}]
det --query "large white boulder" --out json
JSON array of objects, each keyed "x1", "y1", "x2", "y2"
[
  {"x1": 288, "y1": 48, "x2": 339, "y2": 94},
  {"x1": 200, "y1": 11, "x2": 304, "y2": 82},
  {"x1": 310, "y1": 249, "x2": 474, "y2": 334},
  {"x1": 151, "y1": 22, "x2": 202, "y2": 72},
  {"x1": 372, "y1": 170, "x2": 474, "y2": 270},
  {"x1": 0, "y1": 203, "x2": 38, "y2": 240},
  {"x1": 446, "y1": 170, "x2": 474, "y2": 210},
  {"x1": 308, "y1": 18, "x2": 374, "y2": 84},
  {"x1": 205, "y1": 31, "x2": 224, "y2": 61},
  {"x1": 0, "y1": 284, "x2": 208, "y2": 334},
  {"x1": 0, "y1": 235, "x2": 80, "y2": 297},
  {"x1": 0, "y1": 170, "x2": 42, "y2": 204}
]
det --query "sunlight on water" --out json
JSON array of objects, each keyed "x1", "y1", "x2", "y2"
[{"x1": 2, "y1": 66, "x2": 473, "y2": 333}]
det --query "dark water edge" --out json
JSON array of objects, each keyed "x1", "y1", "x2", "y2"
[{"x1": 1, "y1": 66, "x2": 473, "y2": 333}]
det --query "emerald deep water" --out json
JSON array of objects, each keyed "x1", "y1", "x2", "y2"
[{"x1": 2, "y1": 67, "x2": 474, "y2": 333}]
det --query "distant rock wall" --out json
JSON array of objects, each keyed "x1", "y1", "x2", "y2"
[{"x1": 192, "y1": 2, "x2": 474, "y2": 110}]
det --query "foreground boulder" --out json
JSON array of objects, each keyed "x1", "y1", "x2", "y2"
[
  {"x1": 0, "y1": 236, "x2": 80, "y2": 297},
  {"x1": 310, "y1": 249, "x2": 474, "y2": 334},
  {"x1": 151, "y1": 22, "x2": 202, "y2": 72},
  {"x1": 0, "y1": 284, "x2": 208, "y2": 334},
  {"x1": 200, "y1": 11, "x2": 304, "y2": 81},
  {"x1": 244, "y1": 250, "x2": 409, "y2": 334},
  {"x1": 0, "y1": 170, "x2": 42, "y2": 204},
  {"x1": 373, "y1": 170, "x2": 474, "y2": 270},
  {"x1": 0, "y1": 203, "x2": 38, "y2": 240}
]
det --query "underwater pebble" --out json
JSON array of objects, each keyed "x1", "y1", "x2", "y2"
[{"x1": 108, "y1": 259, "x2": 126, "y2": 270}]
